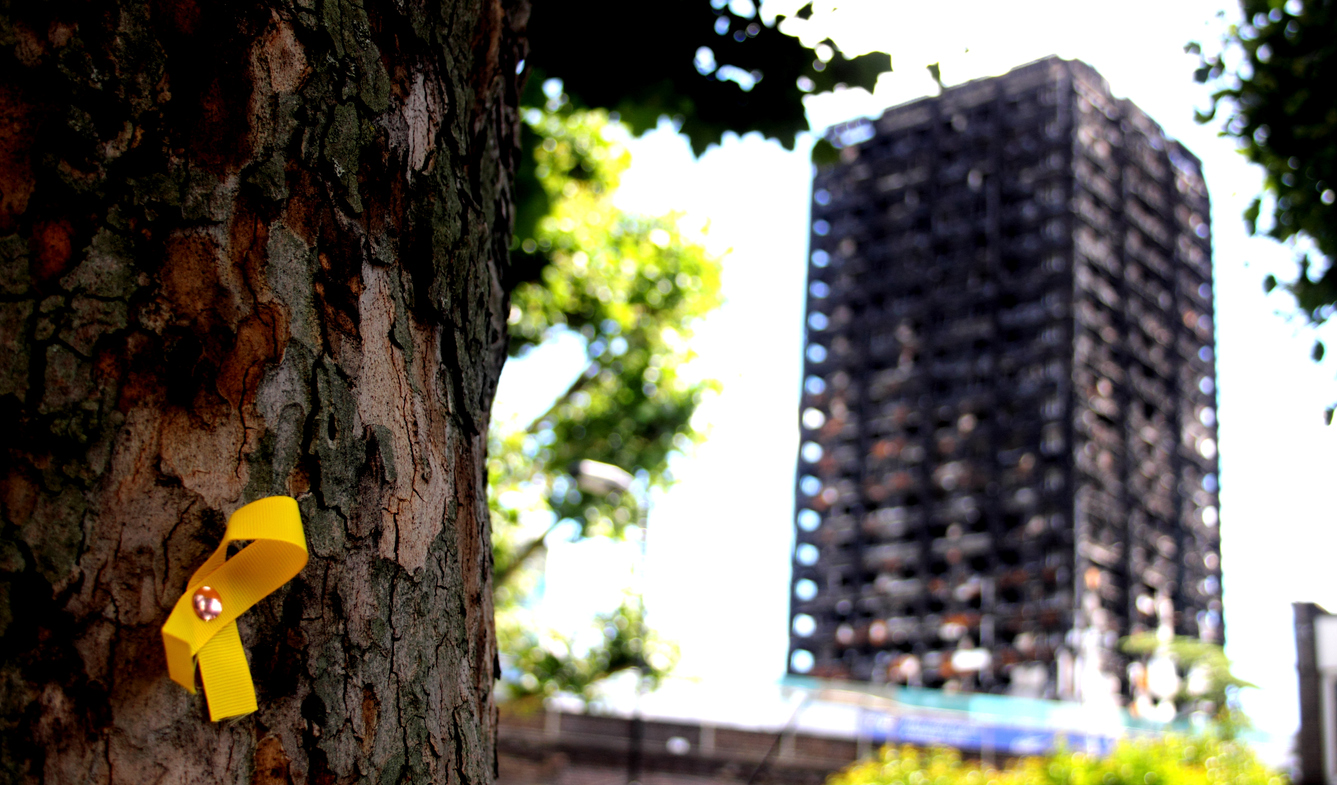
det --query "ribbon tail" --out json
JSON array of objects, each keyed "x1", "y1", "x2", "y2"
[
  {"x1": 162, "y1": 630, "x2": 198, "y2": 694},
  {"x1": 196, "y1": 621, "x2": 258, "y2": 721}
]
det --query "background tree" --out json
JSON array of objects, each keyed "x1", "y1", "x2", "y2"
[
  {"x1": 491, "y1": 105, "x2": 718, "y2": 704},
  {"x1": 492, "y1": 0, "x2": 891, "y2": 701},
  {"x1": 528, "y1": 0, "x2": 889, "y2": 153},
  {"x1": 1191, "y1": 0, "x2": 1337, "y2": 417},
  {"x1": 1121, "y1": 633, "x2": 1256, "y2": 733},
  {"x1": 0, "y1": 0, "x2": 524, "y2": 780},
  {"x1": 513, "y1": 0, "x2": 892, "y2": 286}
]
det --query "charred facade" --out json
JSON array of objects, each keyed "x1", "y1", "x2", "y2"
[{"x1": 789, "y1": 58, "x2": 1222, "y2": 702}]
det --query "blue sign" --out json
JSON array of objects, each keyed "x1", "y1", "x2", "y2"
[{"x1": 860, "y1": 712, "x2": 1117, "y2": 756}]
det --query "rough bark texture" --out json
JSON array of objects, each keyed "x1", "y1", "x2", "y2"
[{"x1": 0, "y1": 0, "x2": 527, "y2": 781}]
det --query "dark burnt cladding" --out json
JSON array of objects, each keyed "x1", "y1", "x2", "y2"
[{"x1": 790, "y1": 57, "x2": 1221, "y2": 702}]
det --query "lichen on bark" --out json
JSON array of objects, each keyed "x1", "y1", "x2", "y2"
[{"x1": 0, "y1": 0, "x2": 528, "y2": 781}]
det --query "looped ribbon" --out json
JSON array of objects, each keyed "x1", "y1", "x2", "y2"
[{"x1": 161, "y1": 496, "x2": 307, "y2": 721}]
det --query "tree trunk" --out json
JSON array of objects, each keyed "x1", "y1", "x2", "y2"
[{"x1": 0, "y1": 0, "x2": 526, "y2": 781}]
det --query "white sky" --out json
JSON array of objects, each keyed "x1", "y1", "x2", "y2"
[{"x1": 494, "y1": 0, "x2": 1337, "y2": 756}]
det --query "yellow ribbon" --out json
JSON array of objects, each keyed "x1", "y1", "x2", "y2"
[{"x1": 161, "y1": 496, "x2": 307, "y2": 721}]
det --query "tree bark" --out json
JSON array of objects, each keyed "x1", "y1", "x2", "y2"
[{"x1": 0, "y1": 0, "x2": 527, "y2": 781}]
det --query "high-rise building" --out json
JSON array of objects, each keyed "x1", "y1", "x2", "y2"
[{"x1": 789, "y1": 57, "x2": 1222, "y2": 704}]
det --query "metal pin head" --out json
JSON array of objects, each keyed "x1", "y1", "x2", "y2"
[{"x1": 192, "y1": 586, "x2": 223, "y2": 622}]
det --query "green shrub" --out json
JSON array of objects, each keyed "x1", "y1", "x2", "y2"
[{"x1": 828, "y1": 736, "x2": 1283, "y2": 785}]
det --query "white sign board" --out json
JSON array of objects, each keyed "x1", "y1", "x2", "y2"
[
  {"x1": 1315, "y1": 616, "x2": 1337, "y2": 783},
  {"x1": 1318, "y1": 616, "x2": 1337, "y2": 672}
]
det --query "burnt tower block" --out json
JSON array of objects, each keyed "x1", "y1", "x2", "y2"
[{"x1": 791, "y1": 57, "x2": 1221, "y2": 701}]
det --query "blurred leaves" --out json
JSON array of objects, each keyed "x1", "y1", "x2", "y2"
[
  {"x1": 926, "y1": 62, "x2": 944, "y2": 91},
  {"x1": 498, "y1": 597, "x2": 677, "y2": 707},
  {"x1": 1192, "y1": 0, "x2": 1337, "y2": 329},
  {"x1": 495, "y1": 0, "x2": 887, "y2": 707},
  {"x1": 810, "y1": 137, "x2": 841, "y2": 167},
  {"x1": 829, "y1": 736, "x2": 1279, "y2": 785},
  {"x1": 501, "y1": 107, "x2": 722, "y2": 520},
  {"x1": 1121, "y1": 634, "x2": 1256, "y2": 723},
  {"x1": 492, "y1": 106, "x2": 722, "y2": 702},
  {"x1": 525, "y1": 1, "x2": 892, "y2": 155}
]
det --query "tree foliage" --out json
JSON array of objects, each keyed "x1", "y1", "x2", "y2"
[
  {"x1": 492, "y1": 1, "x2": 892, "y2": 702},
  {"x1": 1121, "y1": 634, "x2": 1256, "y2": 730},
  {"x1": 505, "y1": 108, "x2": 721, "y2": 500},
  {"x1": 491, "y1": 106, "x2": 719, "y2": 702},
  {"x1": 829, "y1": 737, "x2": 1280, "y2": 785},
  {"x1": 527, "y1": 1, "x2": 890, "y2": 156},
  {"x1": 511, "y1": 0, "x2": 894, "y2": 287},
  {"x1": 1191, "y1": 0, "x2": 1337, "y2": 384},
  {"x1": 499, "y1": 596, "x2": 678, "y2": 707}
]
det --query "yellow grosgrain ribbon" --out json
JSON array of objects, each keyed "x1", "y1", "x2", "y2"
[{"x1": 161, "y1": 496, "x2": 307, "y2": 721}]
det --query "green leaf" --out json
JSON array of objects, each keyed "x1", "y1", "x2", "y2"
[
  {"x1": 497, "y1": 597, "x2": 678, "y2": 703},
  {"x1": 926, "y1": 62, "x2": 943, "y2": 91},
  {"x1": 811, "y1": 137, "x2": 840, "y2": 167},
  {"x1": 811, "y1": 47, "x2": 892, "y2": 95},
  {"x1": 493, "y1": 107, "x2": 722, "y2": 704},
  {"x1": 1243, "y1": 198, "x2": 1261, "y2": 235},
  {"x1": 1315, "y1": 340, "x2": 1326, "y2": 362},
  {"x1": 526, "y1": 1, "x2": 892, "y2": 155},
  {"x1": 1192, "y1": 0, "x2": 1337, "y2": 357},
  {"x1": 828, "y1": 734, "x2": 1280, "y2": 785}
]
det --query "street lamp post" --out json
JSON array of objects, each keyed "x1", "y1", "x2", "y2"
[{"x1": 570, "y1": 460, "x2": 647, "y2": 785}]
